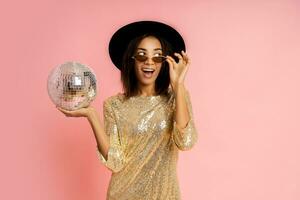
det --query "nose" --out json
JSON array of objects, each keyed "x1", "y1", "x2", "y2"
[{"x1": 145, "y1": 57, "x2": 154, "y2": 65}]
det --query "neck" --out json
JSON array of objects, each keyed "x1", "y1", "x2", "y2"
[{"x1": 137, "y1": 83, "x2": 156, "y2": 96}]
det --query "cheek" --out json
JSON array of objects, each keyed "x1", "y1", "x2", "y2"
[{"x1": 134, "y1": 63, "x2": 142, "y2": 77}]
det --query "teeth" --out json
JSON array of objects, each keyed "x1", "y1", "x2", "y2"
[{"x1": 142, "y1": 68, "x2": 155, "y2": 72}]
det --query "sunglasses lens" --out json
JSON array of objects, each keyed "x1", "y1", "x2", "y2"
[
  {"x1": 133, "y1": 55, "x2": 166, "y2": 63},
  {"x1": 152, "y1": 56, "x2": 165, "y2": 63},
  {"x1": 134, "y1": 55, "x2": 147, "y2": 62}
]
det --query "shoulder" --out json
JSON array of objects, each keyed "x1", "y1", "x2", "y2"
[{"x1": 103, "y1": 92, "x2": 125, "y2": 109}]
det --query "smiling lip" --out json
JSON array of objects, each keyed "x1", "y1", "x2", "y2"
[
  {"x1": 141, "y1": 67, "x2": 155, "y2": 72},
  {"x1": 141, "y1": 68, "x2": 155, "y2": 78}
]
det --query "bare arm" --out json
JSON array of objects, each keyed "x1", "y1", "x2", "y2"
[
  {"x1": 174, "y1": 83, "x2": 190, "y2": 134},
  {"x1": 170, "y1": 84, "x2": 198, "y2": 151},
  {"x1": 57, "y1": 103, "x2": 126, "y2": 172},
  {"x1": 57, "y1": 106, "x2": 110, "y2": 160},
  {"x1": 87, "y1": 109, "x2": 110, "y2": 160}
]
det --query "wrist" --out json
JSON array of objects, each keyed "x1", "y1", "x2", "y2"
[
  {"x1": 171, "y1": 82, "x2": 185, "y2": 94},
  {"x1": 86, "y1": 107, "x2": 97, "y2": 120}
]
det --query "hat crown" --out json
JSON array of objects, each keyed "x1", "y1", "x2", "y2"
[{"x1": 108, "y1": 20, "x2": 186, "y2": 70}]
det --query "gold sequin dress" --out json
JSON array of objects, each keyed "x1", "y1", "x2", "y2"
[{"x1": 96, "y1": 88, "x2": 198, "y2": 200}]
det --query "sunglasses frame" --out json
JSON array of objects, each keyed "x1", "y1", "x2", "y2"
[{"x1": 131, "y1": 54, "x2": 167, "y2": 63}]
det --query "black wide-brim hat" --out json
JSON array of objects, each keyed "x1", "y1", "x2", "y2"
[{"x1": 108, "y1": 20, "x2": 186, "y2": 70}]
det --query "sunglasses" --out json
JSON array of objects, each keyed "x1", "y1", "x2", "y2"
[{"x1": 131, "y1": 54, "x2": 167, "y2": 63}]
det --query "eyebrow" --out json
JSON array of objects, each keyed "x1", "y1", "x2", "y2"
[{"x1": 137, "y1": 48, "x2": 162, "y2": 51}]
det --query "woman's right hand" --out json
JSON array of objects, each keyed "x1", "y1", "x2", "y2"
[{"x1": 56, "y1": 105, "x2": 96, "y2": 118}]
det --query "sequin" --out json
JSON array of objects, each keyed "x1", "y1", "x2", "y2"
[{"x1": 96, "y1": 88, "x2": 198, "y2": 200}]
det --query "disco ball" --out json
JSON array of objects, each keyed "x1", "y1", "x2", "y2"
[{"x1": 47, "y1": 61, "x2": 97, "y2": 111}]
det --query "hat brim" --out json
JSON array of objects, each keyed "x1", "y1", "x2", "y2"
[{"x1": 109, "y1": 20, "x2": 186, "y2": 70}]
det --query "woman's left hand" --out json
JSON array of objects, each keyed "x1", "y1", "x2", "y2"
[
  {"x1": 56, "y1": 105, "x2": 95, "y2": 118},
  {"x1": 166, "y1": 50, "x2": 190, "y2": 91}
]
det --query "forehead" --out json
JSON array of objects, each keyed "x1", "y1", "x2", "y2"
[{"x1": 137, "y1": 36, "x2": 162, "y2": 51}]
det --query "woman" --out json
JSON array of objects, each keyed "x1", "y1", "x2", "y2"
[{"x1": 57, "y1": 21, "x2": 198, "y2": 200}]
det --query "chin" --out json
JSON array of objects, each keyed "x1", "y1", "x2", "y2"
[
  {"x1": 140, "y1": 80, "x2": 155, "y2": 86},
  {"x1": 138, "y1": 77, "x2": 155, "y2": 85},
  {"x1": 137, "y1": 74, "x2": 156, "y2": 85}
]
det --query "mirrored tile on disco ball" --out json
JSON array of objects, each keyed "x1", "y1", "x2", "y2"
[{"x1": 47, "y1": 61, "x2": 97, "y2": 111}]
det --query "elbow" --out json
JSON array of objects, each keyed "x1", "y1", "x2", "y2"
[
  {"x1": 174, "y1": 128, "x2": 198, "y2": 151},
  {"x1": 106, "y1": 147, "x2": 126, "y2": 173},
  {"x1": 175, "y1": 134, "x2": 198, "y2": 151},
  {"x1": 172, "y1": 121, "x2": 198, "y2": 151},
  {"x1": 96, "y1": 146, "x2": 126, "y2": 173}
]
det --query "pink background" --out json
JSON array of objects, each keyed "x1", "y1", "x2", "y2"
[{"x1": 1, "y1": 0, "x2": 300, "y2": 199}]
